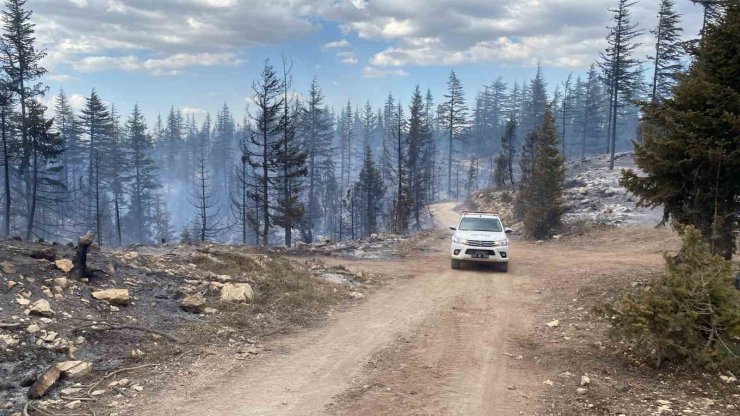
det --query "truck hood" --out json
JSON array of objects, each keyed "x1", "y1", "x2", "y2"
[{"x1": 454, "y1": 230, "x2": 507, "y2": 241}]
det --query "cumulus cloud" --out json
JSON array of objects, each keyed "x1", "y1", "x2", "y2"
[
  {"x1": 326, "y1": 0, "x2": 703, "y2": 69},
  {"x1": 362, "y1": 66, "x2": 408, "y2": 78},
  {"x1": 72, "y1": 52, "x2": 241, "y2": 75},
  {"x1": 336, "y1": 51, "x2": 358, "y2": 65},
  {"x1": 33, "y1": 0, "x2": 704, "y2": 74},
  {"x1": 323, "y1": 38, "x2": 350, "y2": 49},
  {"x1": 34, "y1": 0, "x2": 320, "y2": 73}
]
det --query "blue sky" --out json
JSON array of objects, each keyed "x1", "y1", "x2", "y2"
[{"x1": 35, "y1": 0, "x2": 705, "y2": 124}]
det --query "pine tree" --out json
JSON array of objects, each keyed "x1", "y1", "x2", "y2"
[
  {"x1": 1, "y1": 0, "x2": 47, "y2": 200},
  {"x1": 0, "y1": 80, "x2": 13, "y2": 236},
  {"x1": 190, "y1": 148, "x2": 222, "y2": 242},
  {"x1": 621, "y1": 2, "x2": 739, "y2": 259},
  {"x1": 246, "y1": 60, "x2": 283, "y2": 247},
  {"x1": 518, "y1": 106, "x2": 565, "y2": 239},
  {"x1": 124, "y1": 105, "x2": 159, "y2": 243},
  {"x1": 387, "y1": 102, "x2": 409, "y2": 233},
  {"x1": 438, "y1": 70, "x2": 468, "y2": 197},
  {"x1": 23, "y1": 100, "x2": 63, "y2": 240},
  {"x1": 299, "y1": 78, "x2": 334, "y2": 242},
  {"x1": 356, "y1": 146, "x2": 384, "y2": 236},
  {"x1": 273, "y1": 57, "x2": 307, "y2": 247},
  {"x1": 559, "y1": 72, "x2": 574, "y2": 158},
  {"x1": 407, "y1": 86, "x2": 431, "y2": 230},
  {"x1": 500, "y1": 118, "x2": 517, "y2": 185},
  {"x1": 78, "y1": 90, "x2": 112, "y2": 245},
  {"x1": 650, "y1": 0, "x2": 684, "y2": 103},
  {"x1": 599, "y1": 0, "x2": 644, "y2": 170},
  {"x1": 521, "y1": 64, "x2": 548, "y2": 137}
]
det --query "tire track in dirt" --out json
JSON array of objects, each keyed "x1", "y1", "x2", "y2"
[{"x1": 134, "y1": 202, "x2": 529, "y2": 416}]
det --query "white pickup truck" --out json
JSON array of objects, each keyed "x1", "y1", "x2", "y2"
[{"x1": 449, "y1": 211, "x2": 512, "y2": 271}]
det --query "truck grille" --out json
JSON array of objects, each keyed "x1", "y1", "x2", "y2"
[{"x1": 466, "y1": 240, "x2": 497, "y2": 247}]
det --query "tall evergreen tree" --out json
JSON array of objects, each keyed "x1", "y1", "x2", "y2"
[
  {"x1": 1, "y1": 0, "x2": 46, "y2": 202},
  {"x1": 438, "y1": 70, "x2": 468, "y2": 197},
  {"x1": 599, "y1": 0, "x2": 644, "y2": 169},
  {"x1": 299, "y1": 78, "x2": 334, "y2": 242},
  {"x1": 78, "y1": 90, "x2": 112, "y2": 245},
  {"x1": 23, "y1": 100, "x2": 63, "y2": 241},
  {"x1": 123, "y1": 105, "x2": 159, "y2": 243},
  {"x1": 622, "y1": 2, "x2": 739, "y2": 259},
  {"x1": 0, "y1": 80, "x2": 13, "y2": 236},
  {"x1": 273, "y1": 57, "x2": 307, "y2": 247},
  {"x1": 518, "y1": 106, "x2": 565, "y2": 239},
  {"x1": 246, "y1": 60, "x2": 283, "y2": 247},
  {"x1": 650, "y1": 0, "x2": 684, "y2": 103},
  {"x1": 356, "y1": 146, "x2": 384, "y2": 236}
]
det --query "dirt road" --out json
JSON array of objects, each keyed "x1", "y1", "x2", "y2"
[{"x1": 135, "y1": 202, "x2": 670, "y2": 415}]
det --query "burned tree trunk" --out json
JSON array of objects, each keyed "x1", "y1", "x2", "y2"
[{"x1": 72, "y1": 231, "x2": 95, "y2": 279}]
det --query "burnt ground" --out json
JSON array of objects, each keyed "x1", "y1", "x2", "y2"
[{"x1": 0, "y1": 238, "x2": 387, "y2": 416}]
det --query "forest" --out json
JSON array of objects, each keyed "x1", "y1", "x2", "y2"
[{"x1": 0, "y1": 0, "x2": 714, "y2": 247}]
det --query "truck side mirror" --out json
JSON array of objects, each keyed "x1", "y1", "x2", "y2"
[
  {"x1": 449, "y1": 226, "x2": 456, "y2": 231},
  {"x1": 505, "y1": 228, "x2": 513, "y2": 234}
]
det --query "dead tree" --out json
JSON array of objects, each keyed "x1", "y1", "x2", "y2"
[{"x1": 72, "y1": 231, "x2": 95, "y2": 279}]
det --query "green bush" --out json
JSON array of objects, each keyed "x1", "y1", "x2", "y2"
[{"x1": 601, "y1": 226, "x2": 740, "y2": 371}]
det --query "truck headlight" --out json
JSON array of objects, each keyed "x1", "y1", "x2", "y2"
[
  {"x1": 453, "y1": 236, "x2": 468, "y2": 244},
  {"x1": 495, "y1": 239, "x2": 509, "y2": 246}
]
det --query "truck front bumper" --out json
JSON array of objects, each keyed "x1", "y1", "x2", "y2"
[{"x1": 450, "y1": 243, "x2": 509, "y2": 263}]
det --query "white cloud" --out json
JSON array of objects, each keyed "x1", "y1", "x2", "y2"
[
  {"x1": 35, "y1": 0, "x2": 319, "y2": 72},
  {"x1": 362, "y1": 66, "x2": 408, "y2": 78},
  {"x1": 181, "y1": 106, "x2": 208, "y2": 115},
  {"x1": 326, "y1": 0, "x2": 704, "y2": 69},
  {"x1": 45, "y1": 73, "x2": 76, "y2": 82},
  {"x1": 72, "y1": 52, "x2": 241, "y2": 75},
  {"x1": 336, "y1": 51, "x2": 358, "y2": 65},
  {"x1": 323, "y1": 38, "x2": 350, "y2": 49}
]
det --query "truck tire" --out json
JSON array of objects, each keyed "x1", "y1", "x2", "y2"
[
  {"x1": 451, "y1": 259, "x2": 461, "y2": 269},
  {"x1": 498, "y1": 262, "x2": 508, "y2": 272}
]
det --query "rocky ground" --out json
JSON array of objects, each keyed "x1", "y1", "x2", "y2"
[
  {"x1": 514, "y1": 228, "x2": 740, "y2": 415},
  {"x1": 471, "y1": 152, "x2": 664, "y2": 232},
  {"x1": 0, "y1": 238, "x2": 384, "y2": 416}
]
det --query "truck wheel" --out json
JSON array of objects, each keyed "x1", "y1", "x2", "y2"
[
  {"x1": 451, "y1": 259, "x2": 461, "y2": 269},
  {"x1": 498, "y1": 262, "x2": 508, "y2": 273}
]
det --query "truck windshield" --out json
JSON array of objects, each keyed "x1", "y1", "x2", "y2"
[{"x1": 458, "y1": 217, "x2": 502, "y2": 232}]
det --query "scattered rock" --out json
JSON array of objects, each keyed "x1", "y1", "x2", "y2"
[
  {"x1": 545, "y1": 319, "x2": 560, "y2": 328},
  {"x1": 348, "y1": 291, "x2": 365, "y2": 299},
  {"x1": 27, "y1": 366, "x2": 62, "y2": 399},
  {"x1": 91, "y1": 288, "x2": 130, "y2": 305},
  {"x1": 54, "y1": 259, "x2": 74, "y2": 273},
  {"x1": 720, "y1": 374, "x2": 737, "y2": 384},
  {"x1": 26, "y1": 324, "x2": 40, "y2": 334},
  {"x1": 16, "y1": 297, "x2": 30, "y2": 306},
  {"x1": 1, "y1": 261, "x2": 16, "y2": 274},
  {"x1": 65, "y1": 400, "x2": 82, "y2": 410},
  {"x1": 55, "y1": 361, "x2": 92, "y2": 379},
  {"x1": 576, "y1": 387, "x2": 588, "y2": 395},
  {"x1": 179, "y1": 294, "x2": 206, "y2": 313},
  {"x1": 543, "y1": 379, "x2": 554, "y2": 386},
  {"x1": 220, "y1": 283, "x2": 254, "y2": 303},
  {"x1": 53, "y1": 277, "x2": 69, "y2": 289},
  {"x1": 580, "y1": 374, "x2": 591, "y2": 386},
  {"x1": 29, "y1": 299, "x2": 54, "y2": 317}
]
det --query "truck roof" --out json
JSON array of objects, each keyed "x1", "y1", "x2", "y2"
[{"x1": 461, "y1": 211, "x2": 500, "y2": 218}]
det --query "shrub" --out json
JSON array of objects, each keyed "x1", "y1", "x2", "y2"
[{"x1": 601, "y1": 226, "x2": 740, "y2": 371}]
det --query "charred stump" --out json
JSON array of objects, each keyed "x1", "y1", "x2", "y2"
[{"x1": 72, "y1": 231, "x2": 95, "y2": 279}]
